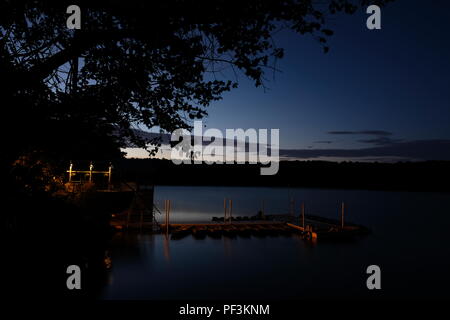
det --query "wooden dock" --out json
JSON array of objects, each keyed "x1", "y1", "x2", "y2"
[
  {"x1": 110, "y1": 199, "x2": 370, "y2": 241},
  {"x1": 111, "y1": 218, "x2": 369, "y2": 241},
  {"x1": 164, "y1": 222, "x2": 297, "y2": 239}
]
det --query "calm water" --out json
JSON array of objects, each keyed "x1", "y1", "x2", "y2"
[{"x1": 101, "y1": 186, "x2": 450, "y2": 299}]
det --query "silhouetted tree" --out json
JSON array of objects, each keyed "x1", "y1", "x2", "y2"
[{"x1": 0, "y1": 0, "x2": 393, "y2": 165}]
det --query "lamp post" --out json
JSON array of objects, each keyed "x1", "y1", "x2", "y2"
[
  {"x1": 68, "y1": 162, "x2": 73, "y2": 182},
  {"x1": 89, "y1": 162, "x2": 93, "y2": 182},
  {"x1": 108, "y1": 163, "x2": 113, "y2": 188}
]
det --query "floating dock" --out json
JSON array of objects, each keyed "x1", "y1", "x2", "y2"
[
  {"x1": 163, "y1": 222, "x2": 296, "y2": 240},
  {"x1": 111, "y1": 218, "x2": 370, "y2": 241},
  {"x1": 111, "y1": 198, "x2": 370, "y2": 241}
]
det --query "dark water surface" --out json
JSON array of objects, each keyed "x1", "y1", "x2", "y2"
[{"x1": 101, "y1": 186, "x2": 450, "y2": 299}]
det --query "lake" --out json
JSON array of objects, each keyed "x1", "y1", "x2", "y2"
[{"x1": 100, "y1": 186, "x2": 450, "y2": 299}]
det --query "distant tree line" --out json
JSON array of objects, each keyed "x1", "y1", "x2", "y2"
[{"x1": 116, "y1": 159, "x2": 450, "y2": 192}]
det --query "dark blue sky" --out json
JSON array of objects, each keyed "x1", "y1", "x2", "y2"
[{"x1": 200, "y1": 0, "x2": 450, "y2": 160}]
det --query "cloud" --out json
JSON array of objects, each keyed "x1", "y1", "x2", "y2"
[
  {"x1": 327, "y1": 129, "x2": 399, "y2": 146},
  {"x1": 357, "y1": 137, "x2": 403, "y2": 146},
  {"x1": 328, "y1": 130, "x2": 393, "y2": 136},
  {"x1": 127, "y1": 129, "x2": 450, "y2": 162},
  {"x1": 279, "y1": 139, "x2": 450, "y2": 161},
  {"x1": 128, "y1": 129, "x2": 261, "y2": 149}
]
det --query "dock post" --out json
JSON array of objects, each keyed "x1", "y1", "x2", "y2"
[
  {"x1": 224, "y1": 198, "x2": 227, "y2": 222},
  {"x1": 168, "y1": 200, "x2": 171, "y2": 234},
  {"x1": 126, "y1": 209, "x2": 130, "y2": 230},
  {"x1": 165, "y1": 200, "x2": 168, "y2": 235},
  {"x1": 140, "y1": 208, "x2": 143, "y2": 232},
  {"x1": 229, "y1": 199, "x2": 233, "y2": 224},
  {"x1": 341, "y1": 202, "x2": 345, "y2": 229},
  {"x1": 301, "y1": 202, "x2": 305, "y2": 228},
  {"x1": 290, "y1": 198, "x2": 295, "y2": 216},
  {"x1": 262, "y1": 200, "x2": 265, "y2": 220},
  {"x1": 165, "y1": 200, "x2": 171, "y2": 235}
]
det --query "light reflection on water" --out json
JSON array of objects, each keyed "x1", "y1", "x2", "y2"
[{"x1": 101, "y1": 186, "x2": 450, "y2": 300}]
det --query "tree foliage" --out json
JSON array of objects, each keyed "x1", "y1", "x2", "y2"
[{"x1": 0, "y1": 0, "x2": 393, "y2": 163}]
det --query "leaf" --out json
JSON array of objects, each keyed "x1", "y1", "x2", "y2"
[{"x1": 321, "y1": 29, "x2": 334, "y2": 36}]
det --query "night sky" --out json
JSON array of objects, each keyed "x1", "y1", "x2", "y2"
[{"x1": 127, "y1": 0, "x2": 450, "y2": 161}]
